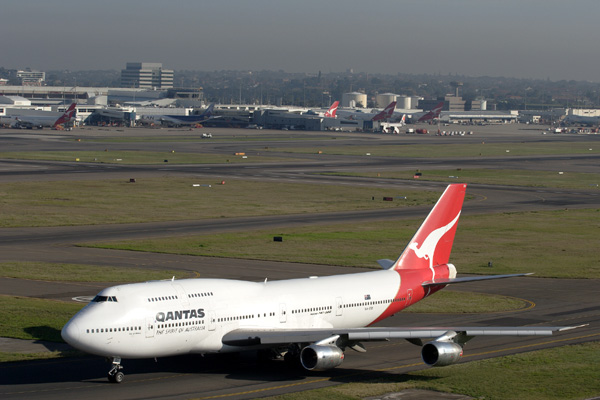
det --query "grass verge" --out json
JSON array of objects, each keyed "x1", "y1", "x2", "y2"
[
  {"x1": 0, "y1": 351, "x2": 83, "y2": 363},
  {"x1": 0, "y1": 262, "x2": 192, "y2": 282},
  {"x1": 404, "y1": 290, "x2": 527, "y2": 313},
  {"x1": 87, "y1": 209, "x2": 600, "y2": 279},
  {"x1": 0, "y1": 178, "x2": 438, "y2": 228},
  {"x1": 266, "y1": 141, "x2": 600, "y2": 158},
  {"x1": 0, "y1": 295, "x2": 84, "y2": 342},
  {"x1": 0, "y1": 151, "x2": 297, "y2": 164},
  {"x1": 266, "y1": 342, "x2": 600, "y2": 400},
  {"x1": 323, "y1": 168, "x2": 600, "y2": 189}
]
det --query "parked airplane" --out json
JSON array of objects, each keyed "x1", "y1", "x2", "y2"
[
  {"x1": 416, "y1": 101, "x2": 445, "y2": 122},
  {"x1": 304, "y1": 101, "x2": 339, "y2": 118},
  {"x1": 62, "y1": 183, "x2": 581, "y2": 383},
  {"x1": 139, "y1": 103, "x2": 216, "y2": 127},
  {"x1": 337, "y1": 101, "x2": 397, "y2": 121},
  {"x1": 0, "y1": 103, "x2": 77, "y2": 129},
  {"x1": 563, "y1": 114, "x2": 600, "y2": 126},
  {"x1": 324, "y1": 101, "x2": 339, "y2": 118}
]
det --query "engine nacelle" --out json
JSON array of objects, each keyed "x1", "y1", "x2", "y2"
[
  {"x1": 300, "y1": 344, "x2": 345, "y2": 371},
  {"x1": 421, "y1": 341, "x2": 463, "y2": 367}
]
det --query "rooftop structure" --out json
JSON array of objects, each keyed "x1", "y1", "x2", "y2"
[
  {"x1": 17, "y1": 69, "x2": 45, "y2": 86},
  {"x1": 120, "y1": 62, "x2": 173, "y2": 89}
]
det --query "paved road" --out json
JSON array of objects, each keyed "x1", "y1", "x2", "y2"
[{"x1": 1, "y1": 126, "x2": 599, "y2": 399}]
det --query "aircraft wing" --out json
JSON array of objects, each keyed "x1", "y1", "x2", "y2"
[{"x1": 222, "y1": 325, "x2": 582, "y2": 346}]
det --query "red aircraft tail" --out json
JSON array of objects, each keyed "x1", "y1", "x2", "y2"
[
  {"x1": 392, "y1": 184, "x2": 466, "y2": 271},
  {"x1": 418, "y1": 101, "x2": 444, "y2": 122},
  {"x1": 53, "y1": 103, "x2": 77, "y2": 127},
  {"x1": 325, "y1": 101, "x2": 339, "y2": 118},
  {"x1": 372, "y1": 101, "x2": 397, "y2": 121}
]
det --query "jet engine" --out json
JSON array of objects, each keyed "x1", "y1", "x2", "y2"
[
  {"x1": 300, "y1": 344, "x2": 345, "y2": 371},
  {"x1": 421, "y1": 340, "x2": 463, "y2": 366}
]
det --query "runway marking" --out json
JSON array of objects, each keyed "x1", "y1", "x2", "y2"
[{"x1": 72, "y1": 296, "x2": 94, "y2": 303}]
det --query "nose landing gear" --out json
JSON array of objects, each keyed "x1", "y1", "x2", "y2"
[{"x1": 107, "y1": 357, "x2": 124, "y2": 383}]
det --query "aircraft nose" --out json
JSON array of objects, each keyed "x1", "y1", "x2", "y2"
[{"x1": 61, "y1": 320, "x2": 80, "y2": 346}]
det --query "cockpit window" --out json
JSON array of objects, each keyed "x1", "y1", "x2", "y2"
[{"x1": 92, "y1": 295, "x2": 118, "y2": 302}]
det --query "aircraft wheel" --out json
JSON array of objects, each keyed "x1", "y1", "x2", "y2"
[
  {"x1": 114, "y1": 371, "x2": 124, "y2": 383},
  {"x1": 108, "y1": 370, "x2": 125, "y2": 383}
]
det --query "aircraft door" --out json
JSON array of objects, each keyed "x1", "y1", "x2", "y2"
[
  {"x1": 406, "y1": 289, "x2": 413, "y2": 307},
  {"x1": 146, "y1": 316, "x2": 155, "y2": 338},
  {"x1": 208, "y1": 311, "x2": 216, "y2": 331},
  {"x1": 336, "y1": 297, "x2": 343, "y2": 316},
  {"x1": 279, "y1": 303, "x2": 287, "y2": 323},
  {"x1": 173, "y1": 283, "x2": 189, "y2": 306}
]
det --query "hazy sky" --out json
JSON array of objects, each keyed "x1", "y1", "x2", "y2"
[{"x1": 2, "y1": 0, "x2": 600, "y2": 81}]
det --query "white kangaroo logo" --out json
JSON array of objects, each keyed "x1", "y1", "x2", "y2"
[{"x1": 408, "y1": 211, "x2": 461, "y2": 279}]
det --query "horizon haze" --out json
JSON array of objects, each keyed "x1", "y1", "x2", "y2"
[{"x1": 2, "y1": 0, "x2": 599, "y2": 82}]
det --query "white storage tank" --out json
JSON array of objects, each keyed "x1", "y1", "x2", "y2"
[
  {"x1": 396, "y1": 95, "x2": 411, "y2": 110},
  {"x1": 376, "y1": 93, "x2": 397, "y2": 108},
  {"x1": 410, "y1": 96, "x2": 422, "y2": 110},
  {"x1": 342, "y1": 92, "x2": 368, "y2": 108}
]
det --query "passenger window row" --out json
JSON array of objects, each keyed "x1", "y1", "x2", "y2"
[
  {"x1": 147, "y1": 295, "x2": 179, "y2": 302},
  {"x1": 157, "y1": 320, "x2": 204, "y2": 329},
  {"x1": 86, "y1": 326, "x2": 141, "y2": 334},
  {"x1": 188, "y1": 292, "x2": 213, "y2": 298},
  {"x1": 342, "y1": 298, "x2": 404, "y2": 308},
  {"x1": 217, "y1": 311, "x2": 276, "y2": 323},
  {"x1": 291, "y1": 305, "x2": 332, "y2": 314}
]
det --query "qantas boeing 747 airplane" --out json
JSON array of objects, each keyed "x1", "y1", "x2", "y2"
[{"x1": 61, "y1": 184, "x2": 581, "y2": 383}]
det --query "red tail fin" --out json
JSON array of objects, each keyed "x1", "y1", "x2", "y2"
[
  {"x1": 393, "y1": 184, "x2": 466, "y2": 271},
  {"x1": 325, "y1": 101, "x2": 339, "y2": 118},
  {"x1": 53, "y1": 103, "x2": 77, "y2": 127},
  {"x1": 417, "y1": 101, "x2": 444, "y2": 122},
  {"x1": 372, "y1": 101, "x2": 396, "y2": 121}
]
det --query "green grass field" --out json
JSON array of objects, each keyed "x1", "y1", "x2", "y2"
[
  {"x1": 0, "y1": 262, "x2": 192, "y2": 282},
  {"x1": 266, "y1": 342, "x2": 600, "y2": 400},
  {"x1": 0, "y1": 150, "x2": 295, "y2": 164},
  {"x1": 87, "y1": 208, "x2": 600, "y2": 279},
  {"x1": 324, "y1": 168, "x2": 600, "y2": 189},
  {"x1": 0, "y1": 295, "x2": 84, "y2": 343},
  {"x1": 266, "y1": 141, "x2": 600, "y2": 158},
  {"x1": 0, "y1": 178, "x2": 438, "y2": 227}
]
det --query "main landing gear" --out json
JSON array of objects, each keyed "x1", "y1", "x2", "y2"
[{"x1": 107, "y1": 357, "x2": 124, "y2": 383}]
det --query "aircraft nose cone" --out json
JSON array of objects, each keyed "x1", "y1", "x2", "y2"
[{"x1": 61, "y1": 320, "x2": 80, "y2": 346}]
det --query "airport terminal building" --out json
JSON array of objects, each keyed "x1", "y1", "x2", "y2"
[{"x1": 120, "y1": 63, "x2": 173, "y2": 89}]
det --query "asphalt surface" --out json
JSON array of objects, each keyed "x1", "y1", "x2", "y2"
[{"x1": 1, "y1": 125, "x2": 599, "y2": 399}]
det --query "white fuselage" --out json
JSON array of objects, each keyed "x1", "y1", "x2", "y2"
[
  {"x1": 1, "y1": 112, "x2": 64, "y2": 128},
  {"x1": 336, "y1": 109, "x2": 379, "y2": 121},
  {"x1": 62, "y1": 269, "x2": 407, "y2": 359}
]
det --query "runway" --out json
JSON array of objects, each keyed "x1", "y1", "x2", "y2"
[{"x1": 1, "y1": 126, "x2": 599, "y2": 399}]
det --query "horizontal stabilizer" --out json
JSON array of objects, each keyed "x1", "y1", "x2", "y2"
[
  {"x1": 377, "y1": 259, "x2": 395, "y2": 269},
  {"x1": 422, "y1": 273, "x2": 534, "y2": 287}
]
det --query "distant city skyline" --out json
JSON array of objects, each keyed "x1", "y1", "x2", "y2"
[{"x1": 2, "y1": 0, "x2": 600, "y2": 82}]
